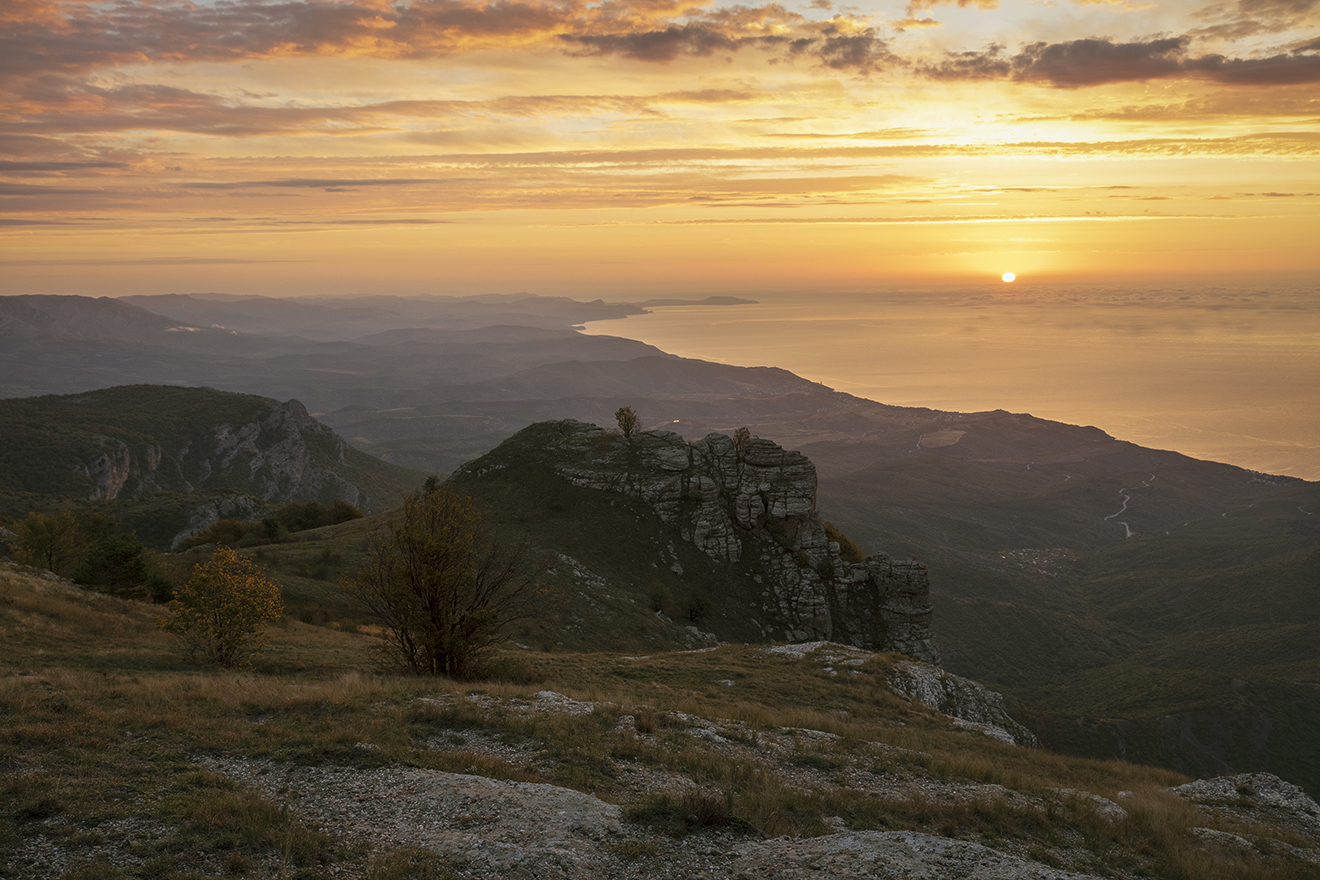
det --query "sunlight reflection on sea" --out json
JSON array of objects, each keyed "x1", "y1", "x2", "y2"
[{"x1": 582, "y1": 284, "x2": 1320, "y2": 481}]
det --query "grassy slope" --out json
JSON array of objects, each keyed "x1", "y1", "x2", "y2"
[
  {"x1": 190, "y1": 419, "x2": 1320, "y2": 798},
  {"x1": 7, "y1": 564, "x2": 1316, "y2": 880}
]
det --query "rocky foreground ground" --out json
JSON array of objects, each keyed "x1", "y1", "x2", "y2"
[
  {"x1": 206, "y1": 690, "x2": 1320, "y2": 880},
  {"x1": 15, "y1": 643, "x2": 1317, "y2": 880}
]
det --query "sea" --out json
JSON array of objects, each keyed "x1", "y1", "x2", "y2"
[{"x1": 582, "y1": 283, "x2": 1320, "y2": 482}]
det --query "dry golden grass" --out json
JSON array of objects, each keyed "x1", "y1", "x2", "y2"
[{"x1": 2, "y1": 566, "x2": 1315, "y2": 880}]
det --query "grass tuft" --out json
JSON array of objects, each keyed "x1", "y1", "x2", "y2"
[{"x1": 367, "y1": 846, "x2": 456, "y2": 880}]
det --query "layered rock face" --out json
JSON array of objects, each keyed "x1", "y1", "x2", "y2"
[
  {"x1": 198, "y1": 398, "x2": 361, "y2": 507},
  {"x1": 70, "y1": 397, "x2": 362, "y2": 509},
  {"x1": 539, "y1": 420, "x2": 939, "y2": 662}
]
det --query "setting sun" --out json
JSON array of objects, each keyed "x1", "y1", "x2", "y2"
[{"x1": 1002, "y1": 273, "x2": 1016, "y2": 283}]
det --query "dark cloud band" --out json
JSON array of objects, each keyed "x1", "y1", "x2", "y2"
[{"x1": 924, "y1": 37, "x2": 1320, "y2": 87}]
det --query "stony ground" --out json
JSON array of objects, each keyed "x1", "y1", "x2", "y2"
[
  {"x1": 8, "y1": 642, "x2": 1320, "y2": 879},
  {"x1": 180, "y1": 674, "x2": 1319, "y2": 880}
]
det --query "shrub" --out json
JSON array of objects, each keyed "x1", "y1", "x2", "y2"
[
  {"x1": 177, "y1": 500, "x2": 364, "y2": 551},
  {"x1": 623, "y1": 790, "x2": 740, "y2": 838},
  {"x1": 823, "y1": 521, "x2": 866, "y2": 565},
  {"x1": 158, "y1": 546, "x2": 284, "y2": 668},
  {"x1": 368, "y1": 847, "x2": 455, "y2": 880},
  {"x1": 72, "y1": 536, "x2": 150, "y2": 597},
  {"x1": 11, "y1": 510, "x2": 115, "y2": 576},
  {"x1": 685, "y1": 590, "x2": 711, "y2": 622}
]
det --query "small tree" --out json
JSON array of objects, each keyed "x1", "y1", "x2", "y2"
[
  {"x1": 615, "y1": 406, "x2": 640, "y2": 439},
  {"x1": 13, "y1": 511, "x2": 81, "y2": 575},
  {"x1": 73, "y1": 536, "x2": 149, "y2": 597},
  {"x1": 348, "y1": 485, "x2": 540, "y2": 678},
  {"x1": 732, "y1": 426, "x2": 751, "y2": 456},
  {"x1": 159, "y1": 546, "x2": 284, "y2": 668}
]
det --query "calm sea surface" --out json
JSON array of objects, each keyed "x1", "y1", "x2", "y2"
[{"x1": 582, "y1": 284, "x2": 1320, "y2": 481}]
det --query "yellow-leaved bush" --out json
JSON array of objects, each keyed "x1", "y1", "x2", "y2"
[{"x1": 158, "y1": 545, "x2": 284, "y2": 668}]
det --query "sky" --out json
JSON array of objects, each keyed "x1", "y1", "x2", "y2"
[{"x1": 1, "y1": 0, "x2": 1318, "y2": 296}]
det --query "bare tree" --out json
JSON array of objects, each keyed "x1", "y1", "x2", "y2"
[{"x1": 348, "y1": 485, "x2": 541, "y2": 678}]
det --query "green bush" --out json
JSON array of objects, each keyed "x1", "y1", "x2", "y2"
[
  {"x1": 823, "y1": 521, "x2": 866, "y2": 565},
  {"x1": 72, "y1": 537, "x2": 150, "y2": 597},
  {"x1": 179, "y1": 500, "x2": 364, "y2": 551}
]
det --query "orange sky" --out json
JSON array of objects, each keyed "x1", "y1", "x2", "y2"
[{"x1": 2, "y1": 0, "x2": 1318, "y2": 295}]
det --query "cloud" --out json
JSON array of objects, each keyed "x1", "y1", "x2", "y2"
[
  {"x1": 0, "y1": 0, "x2": 902, "y2": 91},
  {"x1": 1036, "y1": 94, "x2": 1320, "y2": 121},
  {"x1": 0, "y1": 0, "x2": 895, "y2": 82},
  {"x1": 562, "y1": 23, "x2": 744, "y2": 61},
  {"x1": 922, "y1": 37, "x2": 1320, "y2": 87},
  {"x1": 562, "y1": 15, "x2": 893, "y2": 71},
  {"x1": 1181, "y1": 50, "x2": 1320, "y2": 85},
  {"x1": 0, "y1": 182, "x2": 107, "y2": 196},
  {"x1": 183, "y1": 178, "x2": 440, "y2": 190},
  {"x1": 0, "y1": 217, "x2": 73, "y2": 226},
  {"x1": 906, "y1": 0, "x2": 999, "y2": 11},
  {"x1": 812, "y1": 31, "x2": 895, "y2": 71},
  {"x1": 1013, "y1": 38, "x2": 1188, "y2": 86},
  {"x1": 0, "y1": 160, "x2": 129, "y2": 175},
  {"x1": 1, "y1": 81, "x2": 716, "y2": 141},
  {"x1": 1187, "y1": 0, "x2": 1319, "y2": 42},
  {"x1": 892, "y1": 17, "x2": 941, "y2": 30}
]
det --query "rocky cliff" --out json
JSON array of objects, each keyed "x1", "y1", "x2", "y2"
[
  {"x1": 458, "y1": 420, "x2": 939, "y2": 662},
  {"x1": 68, "y1": 397, "x2": 362, "y2": 507},
  {"x1": 0, "y1": 385, "x2": 426, "y2": 545}
]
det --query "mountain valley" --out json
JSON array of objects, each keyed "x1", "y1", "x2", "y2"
[{"x1": 2, "y1": 290, "x2": 1317, "y2": 810}]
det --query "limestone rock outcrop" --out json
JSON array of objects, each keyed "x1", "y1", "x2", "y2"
[
  {"x1": 886, "y1": 658, "x2": 1038, "y2": 747},
  {"x1": 729, "y1": 830, "x2": 1104, "y2": 880},
  {"x1": 520, "y1": 420, "x2": 939, "y2": 662},
  {"x1": 67, "y1": 397, "x2": 364, "y2": 510},
  {"x1": 203, "y1": 398, "x2": 361, "y2": 507},
  {"x1": 1173, "y1": 773, "x2": 1320, "y2": 842}
]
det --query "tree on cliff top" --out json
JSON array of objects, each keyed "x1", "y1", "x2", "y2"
[
  {"x1": 615, "y1": 406, "x2": 640, "y2": 439},
  {"x1": 348, "y1": 484, "x2": 541, "y2": 679}
]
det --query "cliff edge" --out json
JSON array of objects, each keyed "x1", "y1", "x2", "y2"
[{"x1": 455, "y1": 420, "x2": 939, "y2": 663}]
